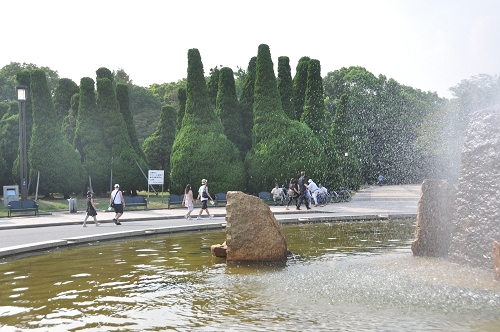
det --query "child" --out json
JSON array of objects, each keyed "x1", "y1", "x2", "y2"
[
  {"x1": 182, "y1": 184, "x2": 194, "y2": 220},
  {"x1": 83, "y1": 191, "x2": 100, "y2": 227}
]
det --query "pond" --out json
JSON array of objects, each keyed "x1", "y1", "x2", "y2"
[{"x1": 1, "y1": 219, "x2": 499, "y2": 331}]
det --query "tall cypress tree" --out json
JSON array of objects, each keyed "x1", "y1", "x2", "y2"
[
  {"x1": 207, "y1": 67, "x2": 219, "y2": 108},
  {"x1": 245, "y1": 45, "x2": 326, "y2": 192},
  {"x1": 175, "y1": 87, "x2": 186, "y2": 132},
  {"x1": 116, "y1": 83, "x2": 146, "y2": 162},
  {"x1": 29, "y1": 69, "x2": 84, "y2": 196},
  {"x1": 277, "y1": 56, "x2": 295, "y2": 120},
  {"x1": 74, "y1": 77, "x2": 110, "y2": 194},
  {"x1": 0, "y1": 101, "x2": 19, "y2": 185},
  {"x1": 96, "y1": 72, "x2": 144, "y2": 192},
  {"x1": 215, "y1": 67, "x2": 245, "y2": 155},
  {"x1": 53, "y1": 78, "x2": 79, "y2": 124},
  {"x1": 142, "y1": 105, "x2": 176, "y2": 190},
  {"x1": 170, "y1": 48, "x2": 245, "y2": 194},
  {"x1": 239, "y1": 57, "x2": 256, "y2": 154},
  {"x1": 293, "y1": 56, "x2": 310, "y2": 121},
  {"x1": 61, "y1": 92, "x2": 79, "y2": 144},
  {"x1": 302, "y1": 59, "x2": 328, "y2": 135}
]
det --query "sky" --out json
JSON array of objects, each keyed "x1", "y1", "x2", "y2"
[{"x1": 1, "y1": 0, "x2": 499, "y2": 99}]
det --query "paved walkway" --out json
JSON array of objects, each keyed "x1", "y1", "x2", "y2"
[{"x1": 0, "y1": 185, "x2": 420, "y2": 258}]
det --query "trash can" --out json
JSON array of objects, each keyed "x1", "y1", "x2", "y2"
[{"x1": 69, "y1": 198, "x2": 77, "y2": 213}]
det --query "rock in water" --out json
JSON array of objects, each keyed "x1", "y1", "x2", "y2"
[
  {"x1": 224, "y1": 191, "x2": 288, "y2": 262},
  {"x1": 412, "y1": 179, "x2": 457, "y2": 257}
]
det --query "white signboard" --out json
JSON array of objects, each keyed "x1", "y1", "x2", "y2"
[{"x1": 148, "y1": 170, "x2": 164, "y2": 185}]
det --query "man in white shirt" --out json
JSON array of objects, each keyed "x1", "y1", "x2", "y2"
[
  {"x1": 308, "y1": 179, "x2": 319, "y2": 207},
  {"x1": 271, "y1": 184, "x2": 284, "y2": 206}
]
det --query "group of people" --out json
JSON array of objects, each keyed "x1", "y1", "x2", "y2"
[
  {"x1": 282, "y1": 171, "x2": 328, "y2": 210},
  {"x1": 83, "y1": 183, "x2": 125, "y2": 227},
  {"x1": 181, "y1": 178, "x2": 214, "y2": 220}
]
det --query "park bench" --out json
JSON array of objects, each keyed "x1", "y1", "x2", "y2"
[
  {"x1": 167, "y1": 194, "x2": 184, "y2": 209},
  {"x1": 7, "y1": 200, "x2": 39, "y2": 217},
  {"x1": 258, "y1": 191, "x2": 272, "y2": 202},
  {"x1": 214, "y1": 192, "x2": 227, "y2": 207},
  {"x1": 123, "y1": 196, "x2": 148, "y2": 210}
]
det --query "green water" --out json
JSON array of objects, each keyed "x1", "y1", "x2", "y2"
[{"x1": 1, "y1": 220, "x2": 499, "y2": 331}]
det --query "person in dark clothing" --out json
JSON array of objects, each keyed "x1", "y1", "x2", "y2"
[
  {"x1": 296, "y1": 171, "x2": 311, "y2": 210},
  {"x1": 83, "y1": 191, "x2": 100, "y2": 227},
  {"x1": 286, "y1": 178, "x2": 300, "y2": 210}
]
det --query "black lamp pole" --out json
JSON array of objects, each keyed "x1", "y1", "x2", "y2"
[
  {"x1": 16, "y1": 85, "x2": 28, "y2": 201},
  {"x1": 344, "y1": 152, "x2": 349, "y2": 190}
]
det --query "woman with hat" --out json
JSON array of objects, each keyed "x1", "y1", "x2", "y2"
[
  {"x1": 83, "y1": 191, "x2": 100, "y2": 227},
  {"x1": 196, "y1": 179, "x2": 214, "y2": 220}
]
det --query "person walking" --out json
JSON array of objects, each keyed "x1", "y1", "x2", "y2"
[
  {"x1": 182, "y1": 184, "x2": 194, "y2": 220},
  {"x1": 83, "y1": 191, "x2": 100, "y2": 227},
  {"x1": 110, "y1": 184, "x2": 125, "y2": 225},
  {"x1": 297, "y1": 171, "x2": 311, "y2": 210},
  {"x1": 286, "y1": 178, "x2": 300, "y2": 210},
  {"x1": 196, "y1": 179, "x2": 214, "y2": 220}
]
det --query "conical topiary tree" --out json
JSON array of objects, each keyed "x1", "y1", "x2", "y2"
[
  {"x1": 215, "y1": 67, "x2": 245, "y2": 156},
  {"x1": 176, "y1": 87, "x2": 186, "y2": 132},
  {"x1": 142, "y1": 105, "x2": 176, "y2": 191},
  {"x1": 302, "y1": 59, "x2": 329, "y2": 135},
  {"x1": 53, "y1": 78, "x2": 79, "y2": 124},
  {"x1": 0, "y1": 101, "x2": 19, "y2": 185},
  {"x1": 170, "y1": 48, "x2": 245, "y2": 194},
  {"x1": 277, "y1": 56, "x2": 295, "y2": 120},
  {"x1": 293, "y1": 56, "x2": 310, "y2": 121},
  {"x1": 207, "y1": 67, "x2": 219, "y2": 108},
  {"x1": 96, "y1": 71, "x2": 145, "y2": 192},
  {"x1": 239, "y1": 57, "x2": 257, "y2": 154},
  {"x1": 61, "y1": 93, "x2": 79, "y2": 144},
  {"x1": 245, "y1": 45, "x2": 327, "y2": 192},
  {"x1": 29, "y1": 69, "x2": 84, "y2": 196},
  {"x1": 74, "y1": 77, "x2": 110, "y2": 194}
]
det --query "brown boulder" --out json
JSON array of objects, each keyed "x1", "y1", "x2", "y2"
[
  {"x1": 411, "y1": 179, "x2": 457, "y2": 257},
  {"x1": 224, "y1": 191, "x2": 288, "y2": 262}
]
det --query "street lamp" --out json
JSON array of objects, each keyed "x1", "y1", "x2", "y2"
[
  {"x1": 344, "y1": 152, "x2": 349, "y2": 190},
  {"x1": 16, "y1": 85, "x2": 28, "y2": 201}
]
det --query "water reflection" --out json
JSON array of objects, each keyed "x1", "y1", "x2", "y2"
[{"x1": 0, "y1": 220, "x2": 499, "y2": 331}]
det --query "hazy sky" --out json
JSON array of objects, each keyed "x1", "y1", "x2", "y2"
[{"x1": 2, "y1": 0, "x2": 499, "y2": 98}]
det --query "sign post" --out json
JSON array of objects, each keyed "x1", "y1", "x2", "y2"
[{"x1": 148, "y1": 170, "x2": 164, "y2": 202}]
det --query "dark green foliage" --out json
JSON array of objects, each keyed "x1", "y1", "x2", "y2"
[
  {"x1": 129, "y1": 84, "x2": 163, "y2": 145},
  {"x1": 142, "y1": 105, "x2": 176, "y2": 190},
  {"x1": 96, "y1": 67, "x2": 113, "y2": 81},
  {"x1": 74, "y1": 77, "x2": 109, "y2": 194},
  {"x1": 302, "y1": 59, "x2": 328, "y2": 135},
  {"x1": 215, "y1": 67, "x2": 245, "y2": 155},
  {"x1": 170, "y1": 49, "x2": 245, "y2": 194},
  {"x1": 61, "y1": 93, "x2": 79, "y2": 144},
  {"x1": 53, "y1": 78, "x2": 79, "y2": 122},
  {"x1": 292, "y1": 56, "x2": 310, "y2": 120},
  {"x1": 29, "y1": 69, "x2": 84, "y2": 195},
  {"x1": 245, "y1": 45, "x2": 327, "y2": 193},
  {"x1": 277, "y1": 56, "x2": 295, "y2": 120},
  {"x1": 96, "y1": 74, "x2": 145, "y2": 191},
  {"x1": 207, "y1": 67, "x2": 220, "y2": 108},
  {"x1": 0, "y1": 101, "x2": 20, "y2": 185},
  {"x1": 176, "y1": 87, "x2": 186, "y2": 132},
  {"x1": 239, "y1": 57, "x2": 257, "y2": 154},
  {"x1": 116, "y1": 83, "x2": 146, "y2": 161}
]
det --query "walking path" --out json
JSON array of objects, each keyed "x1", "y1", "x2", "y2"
[{"x1": 0, "y1": 185, "x2": 421, "y2": 258}]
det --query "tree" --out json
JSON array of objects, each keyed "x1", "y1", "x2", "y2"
[
  {"x1": 207, "y1": 66, "x2": 220, "y2": 108},
  {"x1": 0, "y1": 102, "x2": 17, "y2": 186},
  {"x1": 245, "y1": 44, "x2": 327, "y2": 192},
  {"x1": 292, "y1": 56, "x2": 310, "y2": 121},
  {"x1": 74, "y1": 77, "x2": 109, "y2": 194},
  {"x1": 116, "y1": 83, "x2": 146, "y2": 161},
  {"x1": 176, "y1": 87, "x2": 186, "y2": 132},
  {"x1": 170, "y1": 48, "x2": 245, "y2": 194},
  {"x1": 28, "y1": 69, "x2": 84, "y2": 196},
  {"x1": 96, "y1": 69, "x2": 145, "y2": 192},
  {"x1": 277, "y1": 56, "x2": 295, "y2": 120},
  {"x1": 143, "y1": 105, "x2": 176, "y2": 190},
  {"x1": 215, "y1": 67, "x2": 246, "y2": 156},
  {"x1": 302, "y1": 59, "x2": 328, "y2": 135},
  {"x1": 61, "y1": 93, "x2": 79, "y2": 144},
  {"x1": 53, "y1": 78, "x2": 79, "y2": 124},
  {"x1": 239, "y1": 57, "x2": 257, "y2": 154}
]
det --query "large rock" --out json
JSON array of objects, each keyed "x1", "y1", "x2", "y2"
[
  {"x1": 224, "y1": 191, "x2": 288, "y2": 262},
  {"x1": 412, "y1": 179, "x2": 457, "y2": 257},
  {"x1": 448, "y1": 107, "x2": 500, "y2": 269}
]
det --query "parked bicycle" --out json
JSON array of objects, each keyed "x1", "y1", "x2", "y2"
[{"x1": 337, "y1": 187, "x2": 352, "y2": 202}]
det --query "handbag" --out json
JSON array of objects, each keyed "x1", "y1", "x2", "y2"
[
  {"x1": 288, "y1": 188, "x2": 294, "y2": 197},
  {"x1": 110, "y1": 191, "x2": 118, "y2": 208}
]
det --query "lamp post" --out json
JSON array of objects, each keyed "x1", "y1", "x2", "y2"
[
  {"x1": 344, "y1": 152, "x2": 349, "y2": 190},
  {"x1": 16, "y1": 85, "x2": 28, "y2": 201}
]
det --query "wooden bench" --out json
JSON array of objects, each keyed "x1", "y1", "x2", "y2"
[
  {"x1": 8, "y1": 200, "x2": 39, "y2": 217},
  {"x1": 167, "y1": 194, "x2": 184, "y2": 209},
  {"x1": 215, "y1": 192, "x2": 227, "y2": 207},
  {"x1": 123, "y1": 196, "x2": 147, "y2": 210},
  {"x1": 258, "y1": 191, "x2": 272, "y2": 202}
]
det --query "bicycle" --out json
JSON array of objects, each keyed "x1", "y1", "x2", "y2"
[{"x1": 337, "y1": 187, "x2": 352, "y2": 202}]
